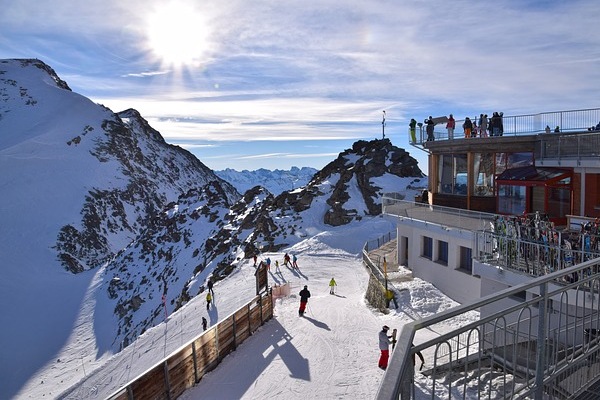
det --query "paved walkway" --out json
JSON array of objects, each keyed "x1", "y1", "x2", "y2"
[{"x1": 367, "y1": 239, "x2": 413, "y2": 285}]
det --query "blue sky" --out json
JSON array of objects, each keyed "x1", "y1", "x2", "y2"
[{"x1": 2, "y1": 0, "x2": 600, "y2": 174}]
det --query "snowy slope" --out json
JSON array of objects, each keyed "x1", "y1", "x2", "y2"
[{"x1": 51, "y1": 214, "x2": 477, "y2": 400}]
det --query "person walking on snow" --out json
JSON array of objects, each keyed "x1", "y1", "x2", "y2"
[
  {"x1": 275, "y1": 260, "x2": 281, "y2": 273},
  {"x1": 202, "y1": 317, "x2": 208, "y2": 331},
  {"x1": 283, "y1": 253, "x2": 291, "y2": 267},
  {"x1": 379, "y1": 325, "x2": 393, "y2": 369},
  {"x1": 329, "y1": 277, "x2": 337, "y2": 294},
  {"x1": 266, "y1": 257, "x2": 271, "y2": 271},
  {"x1": 207, "y1": 278, "x2": 214, "y2": 296},
  {"x1": 292, "y1": 254, "x2": 298, "y2": 269},
  {"x1": 253, "y1": 254, "x2": 257, "y2": 267},
  {"x1": 298, "y1": 285, "x2": 311, "y2": 316},
  {"x1": 206, "y1": 292, "x2": 212, "y2": 311}
]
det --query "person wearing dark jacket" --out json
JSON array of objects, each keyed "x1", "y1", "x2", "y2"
[
  {"x1": 298, "y1": 285, "x2": 311, "y2": 316},
  {"x1": 425, "y1": 116, "x2": 435, "y2": 141}
]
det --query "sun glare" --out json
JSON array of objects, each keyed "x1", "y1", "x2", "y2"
[{"x1": 146, "y1": 1, "x2": 211, "y2": 67}]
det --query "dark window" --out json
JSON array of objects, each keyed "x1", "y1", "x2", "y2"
[
  {"x1": 458, "y1": 246, "x2": 472, "y2": 273},
  {"x1": 422, "y1": 236, "x2": 433, "y2": 260},
  {"x1": 437, "y1": 240, "x2": 448, "y2": 265}
]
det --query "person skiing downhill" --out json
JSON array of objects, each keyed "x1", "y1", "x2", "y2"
[
  {"x1": 379, "y1": 325, "x2": 393, "y2": 369},
  {"x1": 329, "y1": 277, "x2": 337, "y2": 294},
  {"x1": 298, "y1": 285, "x2": 311, "y2": 316},
  {"x1": 283, "y1": 253, "x2": 291, "y2": 267},
  {"x1": 292, "y1": 254, "x2": 298, "y2": 269}
]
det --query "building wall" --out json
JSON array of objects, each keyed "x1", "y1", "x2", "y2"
[
  {"x1": 585, "y1": 173, "x2": 600, "y2": 218},
  {"x1": 396, "y1": 219, "x2": 481, "y2": 304}
]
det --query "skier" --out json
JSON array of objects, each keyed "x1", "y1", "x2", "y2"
[
  {"x1": 207, "y1": 278, "x2": 214, "y2": 296},
  {"x1": 283, "y1": 253, "x2": 291, "y2": 267},
  {"x1": 329, "y1": 277, "x2": 337, "y2": 294},
  {"x1": 292, "y1": 254, "x2": 298, "y2": 269},
  {"x1": 202, "y1": 317, "x2": 208, "y2": 331},
  {"x1": 266, "y1": 257, "x2": 271, "y2": 271},
  {"x1": 206, "y1": 292, "x2": 212, "y2": 311},
  {"x1": 275, "y1": 260, "x2": 281, "y2": 273},
  {"x1": 253, "y1": 254, "x2": 257, "y2": 267},
  {"x1": 298, "y1": 285, "x2": 311, "y2": 316},
  {"x1": 378, "y1": 325, "x2": 393, "y2": 370}
]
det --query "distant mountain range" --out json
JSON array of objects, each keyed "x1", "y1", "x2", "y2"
[
  {"x1": 0, "y1": 58, "x2": 426, "y2": 397},
  {"x1": 215, "y1": 166, "x2": 318, "y2": 195}
]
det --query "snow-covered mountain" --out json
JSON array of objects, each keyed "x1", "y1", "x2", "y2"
[
  {"x1": 0, "y1": 58, "x2": 427, "y2": 398},
  {"x1": 215, "y1": 166, "x2": 318, "y2": 195}
]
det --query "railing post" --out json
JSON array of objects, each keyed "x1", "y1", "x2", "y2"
[{"x1": 534, "y1": 282, "x2": 548, "y2": 399}]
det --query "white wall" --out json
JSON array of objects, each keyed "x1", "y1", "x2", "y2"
[{"x1": 396, "y1": 219, "x2": 481, "y2": 304}]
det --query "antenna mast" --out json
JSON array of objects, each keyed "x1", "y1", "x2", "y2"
[{"x1": 382, "y1": 110, "x2": 386, "y2": 139}]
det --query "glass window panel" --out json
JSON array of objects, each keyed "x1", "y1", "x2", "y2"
[
  {"x1": 454, "y1": 155, "x2": 468, "y2": 195},
  {"x1": 474, "y1": 153, "x2": 495, "y2": 196},
  {"x1": 498, "y1": 185, "x2": 527, "y2": 214},
  {"x1": 439, "y1": 155, "x2": 453, "y2": 194},
  {"x1": 507, "y1": 152, "x2": 533, "y2": 169}
]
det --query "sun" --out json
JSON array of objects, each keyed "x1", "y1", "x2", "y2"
[{"x1": 145, "y1": 1, "x2": 211, "y2": 67}]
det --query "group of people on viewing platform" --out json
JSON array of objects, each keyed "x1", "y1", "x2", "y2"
[
  {"x1": 449, "y1": 111, "x2": 505, "y2": 139},
  {"x1": 412, "y1": 111, "x2": 506, "y2": 142}
]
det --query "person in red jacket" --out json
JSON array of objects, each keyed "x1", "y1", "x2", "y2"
[{"x1": 446, "y1": 114, "x2": 455, "y2": 140}]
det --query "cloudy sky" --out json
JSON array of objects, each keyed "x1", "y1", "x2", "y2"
[{"x1": 1, "y1": 0, "x2": 599, "y2": 173}]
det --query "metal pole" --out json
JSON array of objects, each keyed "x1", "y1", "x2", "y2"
[
  {"x1": 382, "y1": 110, "x2": 386, "y2": 139},
  {"x1": 534, "y1": 282, "x2": 548, "y2": 399}
]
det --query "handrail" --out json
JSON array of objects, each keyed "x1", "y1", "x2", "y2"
[
  {"x1": 376, "y1": 255, "x2": 600, "y2": 399},
  {"x1": 410, "y1": 107, "x2": 600, "y2": 144}
]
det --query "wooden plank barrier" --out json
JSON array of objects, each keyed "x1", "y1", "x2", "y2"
[{"x1": 106, "y1": 291, "x2": 273, "y2": 400}]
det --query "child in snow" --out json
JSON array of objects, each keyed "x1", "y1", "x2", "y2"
[
  {"x1": 329, "y1": 277, "x2": 337, "y2": 294},
  {"x1": 202, "y1": 317, "x2": 208, "y2": 331}
]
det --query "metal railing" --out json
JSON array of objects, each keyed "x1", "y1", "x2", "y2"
[
  {"x1": 410, "y1": 107, "x2": 600, "y2": 144},
  {"x1": 382, "y1": 196, "x2": 495, "y2": 233},
  {"x1": 476, "y1": 229, "x2": 600, "y2": 278},
  {"x1": 538, "y1": 131, "x2": 600, "y2": 162},
  {"x1": 376, "y1": 254, "x2": 600, "y2": 400}
]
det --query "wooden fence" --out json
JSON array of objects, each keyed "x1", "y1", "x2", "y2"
[{"x1": 106, "y1": 291, "x2": 273, "y2": 400}]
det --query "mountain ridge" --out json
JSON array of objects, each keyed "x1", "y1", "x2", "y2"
[{"x1": 0, "y1": 58, "x2": 426, "y2": 397}]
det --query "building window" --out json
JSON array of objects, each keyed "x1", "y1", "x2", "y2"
[
  {"x1": 473, "y1": 153, "x2": 495, "y2": 196},
  {"x1": 498, "y1": 185, "x2": 527, "y2": 215},
  {"x1": 458, "y1": 246, "x2": 472, "y2": 273},
  {"x1": 422, "y1": 236, "x2": 433, "y2": 260},
  {"x1": 509, "y1": 290, "x2": 527, "y2": 303},
  {"x1": 437, "y1": 240, "x2": 448, "y2": 265},
  {"x1": 438, "y1": 154, "x2": 468, "y2": 195}
]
